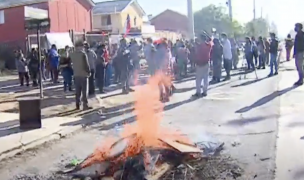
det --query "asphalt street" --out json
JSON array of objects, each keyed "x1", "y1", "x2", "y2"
[{"x1": 0, "y1": 66, "x2": 280, "y2": 180}]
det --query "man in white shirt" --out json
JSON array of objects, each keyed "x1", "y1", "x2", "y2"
[{"x1": 221, "y1": 33, "x2": 232, "y2": 80}]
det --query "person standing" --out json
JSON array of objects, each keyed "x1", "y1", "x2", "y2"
[
  {"x1": 268, "y1": 32, "x2": 279, "y2": 77},
  {"x1": 28, "y1": 48, "x2": 39, "y2": 86},
  {"x1": 104, "y1": 45, "x2": 112, "y2": 87},
  {"x1": 263, "y1": 37, "x2": 270, "y2": 65},
  {"x1": 176, "y1": 43, "x2": 189, "y2": 78},
  {"x1": 118, "y1": 39, "x2": 134, "y2": 94},
  {"x1": 70, "y1": 41, "x2": 91, "y2": 110},
  {"x1": 84, "y1": 43, "x2": 97, "y2": 96},
  {"x1": 251, "y1": 36, "x2": 258, "y2": 67},
  {"x1": 231, "y1": 38, "x2": 239, "y2": 70},
  {"x1": 59, "y1": 45, "x2": 73, "y2": 92},
  {"x1": 144, "y1": 38, "x2": 156, "y2": 76},
  {"x1": 210, "y1": 38, "x2": 223, "y2": 83},
  {"x1": 257, "y1": 36, "x2": 266, "y2": 69},
  {"x1": 293, "y1": 23, "x2": 304, "y2": 85},
  {"x1": 244, "y1": 37, "x2": 255, "y2": 70},
  {"x1": 95, "y1": 44, "x2": 106, "y2": 93},
  {"x1": 192, "y1": 34, "x2": 212, "y2": 97},
  {"x1": 15, "y1": 50, "x2": 30, "y2": 86},
  {"x1": 285, "y1": 34, "x2": 293, "y2": 61},
  {"x1": 221, "y1": 33, "x2": 232, "y2": 80},
  {"x1": 49, "y1": 44, "x2": 60, "y2": 83}
]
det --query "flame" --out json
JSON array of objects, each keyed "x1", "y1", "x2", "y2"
[{"x1": 80, "y1": 71, "x2": 191, "y2": 172}]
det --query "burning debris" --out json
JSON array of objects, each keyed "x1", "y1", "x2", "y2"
[{"x1": 53, "y1": 72, "x2": 243, "y2": 180}]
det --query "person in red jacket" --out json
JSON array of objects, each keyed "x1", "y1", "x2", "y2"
[{"x1": 193, "y1": 34, "x2": 212, "y2": 97}]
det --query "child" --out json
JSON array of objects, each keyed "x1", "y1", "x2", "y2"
[{"x1": 15, "y1": 50, "x2": 29, "y2": 86}]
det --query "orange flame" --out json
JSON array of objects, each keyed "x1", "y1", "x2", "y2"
[{"x1": 80, "y1": 71, "x2": 190, "y2": 171}]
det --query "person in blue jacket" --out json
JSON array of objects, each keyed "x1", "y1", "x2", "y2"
[{"x1": 49, "y1": 44, "x2": 60, "y2": 83}]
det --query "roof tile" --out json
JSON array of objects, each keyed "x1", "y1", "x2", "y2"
[
  {"x1": 0, "y1": 0, "x2": 47, "y2": 9},
  {"x1": 93, "y1": 0, "x2": 132, "y2": 14}
]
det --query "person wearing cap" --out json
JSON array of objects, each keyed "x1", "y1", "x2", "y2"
[
  {"x1": 70, "y1": 40, "x2": 91, "y2": 110},
  {"x1": 84, "y1": 42, "x2": 97, "y2": 95},
  {"x1": 268, "y1": 32, "x2": 279, "y2": 77},
  {"x1": 221, "y1": 33, "x2": 232, "y2": 80},
  {"x1": 193, "y1": 34, "x2": 212, "y2": 97},
  {"x1": 293, "y1": 23, "x2": 304, "y2": 85}
]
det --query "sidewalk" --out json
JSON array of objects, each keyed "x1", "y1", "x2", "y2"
[
  {"x1": 275, "y1": 61, "x2": 304, "y2": 180},
  {"x1": 0, "y1": 112, "x2": 83, "y2": 160}
]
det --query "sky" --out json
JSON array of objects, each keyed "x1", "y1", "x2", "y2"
[{"x1": 96, "y1": 0, "x2": 304, "y2": 37}]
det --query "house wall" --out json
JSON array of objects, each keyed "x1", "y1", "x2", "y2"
[
  {"x1": 48, "y1": 0, "x2": 92, "y2": 32},
  {"x1": 92, "y1": 14, "x2": 121, "y2": 33},
  {"x1": 150, "y1": 10, "x2": 188, "y2": 35},
  {"x1": 0, "y1": 6, "x2": 26, "y2": 43},
  {"x1": 119, "y1": 3, "x2": 143, "y2": 33}
]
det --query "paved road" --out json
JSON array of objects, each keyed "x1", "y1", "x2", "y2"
[{"x1": 0, "y1": 67, "x2": 280, "y2": 180}]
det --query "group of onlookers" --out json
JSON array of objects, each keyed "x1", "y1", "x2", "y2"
[
  {"x1": 14, "y1": 22, "x2": 304, "y2": 109},
  {"x1": 244, "y1": 34, "x2": 280, "y2": 77}
]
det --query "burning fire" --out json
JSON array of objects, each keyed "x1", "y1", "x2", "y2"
[{"x1": 79, "y1": 71, "x2": 194, "y2": 175}]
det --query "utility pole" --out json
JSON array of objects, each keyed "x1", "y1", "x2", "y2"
[
  {"x1": 253, "y1": 0, "x2": 256, "y2": 20},
  {"x1": 187, "y1": 0, "x2": 195, "y2": 39},
  {"x1": 227, "y1": 0, "x2": 232, "y2": 21},
  {"x1": 252, "y1": 0, "x2": 256, "y2": 37}
]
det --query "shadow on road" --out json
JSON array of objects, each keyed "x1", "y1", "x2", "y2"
[
  {"x1": 224, "y1": 114, "x2": 278, "y2": 126},
  {"x1": 231, "y1": 76, "x2": 269, "y2": 88},
  {"x1": 292, "y1": 168, "x2": 304, "y2": 180},
  {"x1": 235, "y1": 86, "x2": 298, "y2": 113},
  {"x1": 62, "y1": 95, "x2": 201, "y2": 130}
]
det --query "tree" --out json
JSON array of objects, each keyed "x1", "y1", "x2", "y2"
[
  {"x1": 244, "y1": 18, "x2": 269, "y2": 38},
  {"x1": 269, "y1": 21, "x2": 278, "y2": 36},
  {"x1": 193, "y1": 5, "x2": 244, "y2": 38}
]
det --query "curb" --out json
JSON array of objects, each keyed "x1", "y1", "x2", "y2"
[{"x1": 0, "y1": 125, "x2": 84, "y2": 161}]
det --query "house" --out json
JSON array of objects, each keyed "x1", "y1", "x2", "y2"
[
  {"x1": 150, "y1": 9, "x2": 188, "y2": 36},
  {"x1": 0, "y1": 0, "x2": 95, "y2": 45},
  {"x1": 92, "y1": 0, "x2": 145, "y2": 34}
]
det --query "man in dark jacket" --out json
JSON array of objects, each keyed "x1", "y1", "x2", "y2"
[
  {"x1": 268, "y1": 33, "x2": 279, "y2": 77},
  {"x1": 118, "y1": 39, "x2": 134, "y2": 94},
  {"x1": 293, "y1": 23, "x2": 304, "y2": 85},
  {"x1": 210, "y1": 38, "x2": 223, "y2": 83},
  {"x1": 28, "y1": 48, "x2": 39, "y2": 86}
]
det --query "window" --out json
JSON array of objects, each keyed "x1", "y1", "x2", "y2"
[
  {"x1": 101, "y1": 15, "x2": 111, "y2": 26},
  {"x1": 106, "y1": 15, "x2": 111, "y2": 25},
  {"x1": 0, "y1": 10, "x2": 4, "y2": 24},
  {"x1": 134, "y1": 16, "x2": 136, "y2": 26}
]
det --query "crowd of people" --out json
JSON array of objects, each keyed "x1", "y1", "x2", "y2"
[{"x1": 13, "y1": 22, "x2": 304, "y2": 110}]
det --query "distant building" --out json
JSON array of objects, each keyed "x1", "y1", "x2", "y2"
[
  {"x1": 92, "y1": 0, "x2": 145, "y2": 34},
  {"x1": 149, "y1": 9, "x2": 188, "y2": 36},
  {"x1": 0, "y1": 0, "x2": 94, "y2": 46}
]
